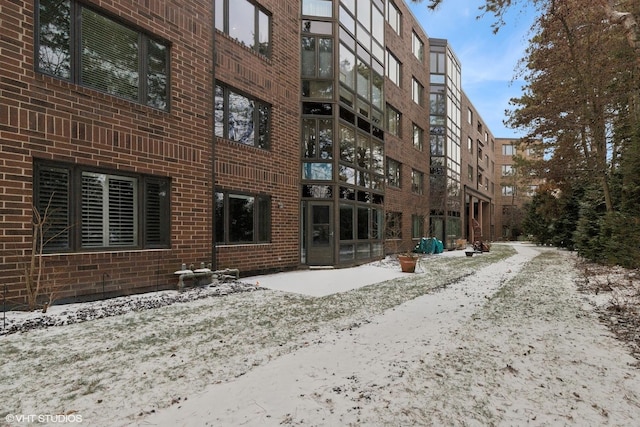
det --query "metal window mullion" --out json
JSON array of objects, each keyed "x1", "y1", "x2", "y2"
[
  {"x1": 139, "y1": 33, "x2": 147, "y2": 105},
  {"x1": 102, "y1": 175, "x2": 110, "y2": 246}
]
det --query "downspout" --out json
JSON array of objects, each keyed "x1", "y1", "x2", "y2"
[{"x1": 211, "y1": 2, "x2": 217, "y2": 270}]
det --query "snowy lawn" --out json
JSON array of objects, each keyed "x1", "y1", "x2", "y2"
[{"x1": 1, "y1": 245, "x2": 514, "y2": 426}]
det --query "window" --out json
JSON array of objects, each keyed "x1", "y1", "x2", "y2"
[
  {"x1": 468, "y1": 165, "x2": 473, "y2": 181},
  {"x1": 215, "y1": 84, "x2": 271, "y2": 149},
  {"x1": 37, "y1": 0, "x2": 169, "y2": 110},
  {"x1": 412, "y1": 31, "x2": 424, "y2": 62},
  {"x1": 431, "y1": 134, "x2": 444, "y2": 156},
  {"x1": 302, "y1": 0, "x2": 333, "y2": 17},
  {"x1": 412, "y1": 78, "x2": 423, "y2": 106},
  {"x1": 502, "y1": 185, "x2": 515, "y2": 196},
  {"x1": 302, "y1": 118, "x2": 333, "y2": 159},
  {"x1": 302, "y1": 36, "x2": 333, "y2": 79},
  {"x1": 387, "y1": 158, "x2": 401, "y2": 188},
  {"x1": 34, "y1": 161, "x2": 170, "y2": 252},
  {"x1": 412, "y1": 215, "x2": 424, "y2": 238},
  {"x1": 502, "y1": 144, "x2": 516, "y2": 156},
  {"x1": 502, "y1": 165, "x2": 514, "y2": 176},
  {"x1": 412, "y1": 123, "x2": 423, "y2": 151},
  {"x1": 468, "y1": 108, "x2": 473, "y2": 124},
  {"x1": 385, "y1": 211, "x2": 402, "y2": 239},
  {"x1": 215, "y1": 0, "x2": 271, "y2": 56},
  {"x1": 386, "y1": 51, "x2": 401, "y2": 87},
  {"x1": 468, "y1": 137, "x2": 473, "y2": 153},
  {"x1": 215, "y1": 191, "x2": 270, "y2": 244},
  {"x1": 387, "y1": 1, "x2": 401, "y2": 35},
  {"x1": 411, "y1": 169, "x2": 424, "y2": 194},
  {"x1": 386, "y1": 104, "x2": 401, "y2": 136},
  {"x1": 527, "y1": 185, "x2": 539, "y2": 196}
]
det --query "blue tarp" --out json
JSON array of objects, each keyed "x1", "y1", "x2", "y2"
[{"x1": 413, "y1": 237, "x2": 444, "y2": 254}]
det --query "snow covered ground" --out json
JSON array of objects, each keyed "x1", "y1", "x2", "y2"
[{"x1": 2, "y1": 243, "x2": 640, "y2": 426}]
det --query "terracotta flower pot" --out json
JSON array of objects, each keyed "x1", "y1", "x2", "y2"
[{"x1": 397, "y1": 255, "x2": 418, "y2": 273}]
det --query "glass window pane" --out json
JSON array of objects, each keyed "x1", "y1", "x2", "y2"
[
  {"x1": 356, "y1": 60, "x2": 370, "y2": 100},
  {"x1": 228, "y1": 91, "x2": 255, "y2": 145},
  {"x1": 301, "y1": 37, "x2": 316, "y2": 77},
  {"x1": 356, "y1": 0, "x2": 370, "y2": 26},
  {"x1": 82, "y1": 172, "x2": 106, "y2": 247},
  {"x1": 38, "y1": 0, "x2": 71, "y2": 79},
  {"x1": 258, "y1": 10, "x2": 270, "y2": 55},
  {"x1": 108, "y1": 176, "x2": 137, "y2": 246},
  {"x1": 37, "y1": 165, "x2": 70, "y2": 250},
  {"x1": 258, "y1": 103, "x2": 270, "y2": 149},
  {"x1": 214, "y1": 192, "x2": 224, "y2": 243},
  {"x1": 357, "y1": 207, "x2": 369, "y2": 239},
  {"x1": 229, "y1": 194, "x2": 254, "y2": 242},
  {"x1": 338, "y1": 165, "x2": 356, "y2": 184},
  {"x1": 303, "y1": 0, "x2": 333, "y2": 17},
  {"x1": 215, "y1": 0, "x2": 224, "y2": 31},
  {"x1": 257, "y1": 197, "x2": 270, "y2": 242},
  {"x1": 303, "y1": 162, "x2": 333, "y2": 180},
  {"x1": 318, "y1": 119, "x2": 333, "y2": 159},
  {"x1": 302, "y1": 80, "x2": 333, "y2": 98},
  {"x1": 81, "y1": 9, "x2": 139, "y2": 101},
  {"x1": 145, "y1": 178, "x2": 170, "y2": 247},
  {"x1": 339, "y1": 44, "x2": 356, "y2": 89},
  {"x1": 302, "y1": 118, "x2": 317, "y2": 158},
  {"x1": 147, "y1": 39, "x2": 168, "y2": 110},
  {"x1": 356, "y1": 133, "x2": 370, "y2": 170},
  {"x1": 229, "y1": 0, "x2": 255, "y2": 47},
  {"x1": 340, "y1": 204, "x2": 354, "y2": 240},
  {"x1": 319, "y1": 38, "x2": 333, "y2": 78},
  {"x1": 214, "y1": 85, "x2": 224, "y2": 138},
  {"x1": 339, "y1": 125, "x2": 355, "y2": 163},
  {"x1": 372, "y1": 6, "x2": 384, "y2": 44}
]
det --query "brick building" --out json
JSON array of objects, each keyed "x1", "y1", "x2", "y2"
[{"x1": 1, "y1": 0, "x2": 520, "y2": 307}]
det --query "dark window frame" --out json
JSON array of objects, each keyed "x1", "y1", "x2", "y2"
[
  {"x1": 215, "y1": 0, "x2": 272, "y2": 57},
  {"x1": 214, "y1": 190, "x2": 271, "y2": 245},
  {"x1": 36, "y1": 0, "x2": 170, "y2": 111},
  {"x1": 33, "y1": 160, "x2": 171, "y2": 253},
  {"x1": 215, "y1": 83, "x2": 272, "y2": 150}
]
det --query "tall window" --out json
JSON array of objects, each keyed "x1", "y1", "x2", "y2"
[
  {"x1": 412, "y1": 215, "x2": 424, "y2": 238},
  {"x1": 412, "y1": 123, "x2": 423, "y2": 151},
  {"x1": 215, "y1": 0, "x2": 271, "y2": 56},
  {"x1": 387, "y1": 158, "x2": 401, "y2": 188},
  {"x1": 215, "y1": 84, "x2": 271, "y2": 149},
  {"x1": 302, "y1": 35, "x2": 334, "y2": 99},
  {"x1": 34, "y1": 161, "x2": 170, "y2": 252},
  {"x1": 387, "y1": 1, "x2": 401, "y2": 35},
  {"x1": 385, "y1": 211, "x2": 402, "y2": 239},
  {"x1": 386, "y1": 51, "x2": 401, "y2": 87},
  {"x1": 411, "y1": 169, "x2": 424, "y2": 194},
  {"x1": 215, "y1": 192, "x2": 270, "y2": 244},
  {"x1": 302, "y1": 118, "x2": 333, "y2": 159},
  {"x1": 37, "y1": 0, "x2": 169, "y2": 110},
  {"x1": 386, "y1": 104, "x2": 401, "y2": 136},
  {"x1": 412, "y1": 31, "x2": 424, "y2": 62},
  {"x1": 412, "y1": 78, "x2": 423, "y2": 106}
]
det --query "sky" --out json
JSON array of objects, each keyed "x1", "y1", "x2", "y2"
[{"x1": 407, "y1": 0, "x2": 538, "y2": 138}]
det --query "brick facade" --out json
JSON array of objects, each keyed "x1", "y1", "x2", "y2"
[
  {"x1": 383, "y1": 2, "x2": 431, "y2": 254},
  {"x1": 0, "y1": 0, "x2": 299, "y2": 308}
]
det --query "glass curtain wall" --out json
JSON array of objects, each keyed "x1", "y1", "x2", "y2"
[
  {"x1": 429, "y1": 41, "x2": 462, "y2": 248},
  {"x1": 301, "y1": 0, "x2": 385, "y2": 265}
]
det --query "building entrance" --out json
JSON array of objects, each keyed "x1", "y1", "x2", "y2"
[{"x1": 305, "y1": 202, "x2": 334, "y2": 266}]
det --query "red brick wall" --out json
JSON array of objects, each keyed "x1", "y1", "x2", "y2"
[
  {"x1": 212, "y1": 0, "x2": 301, "y2": 274},
  {"x1": 0, "y1": 0, "x2": 216, "y2": 307},
  {"x1": 383, "y1": 3, "x2": 431, "y2": 253}
]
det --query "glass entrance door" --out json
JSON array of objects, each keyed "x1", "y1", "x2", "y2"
[{"x1": 306, "y1": 202, "x2": 333, "y2": 265}]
